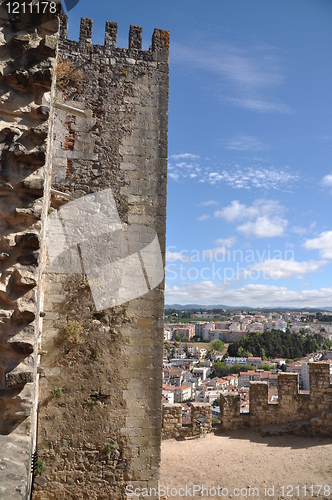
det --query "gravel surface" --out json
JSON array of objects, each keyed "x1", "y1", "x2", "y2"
[{"x1": 160, "y1": 429, "x2": 332, "y2": 499}]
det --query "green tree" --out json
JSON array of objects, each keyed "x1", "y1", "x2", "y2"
[
  {"x1": 226, "y1": 328, "x2": 328, "y2": 360},
  {"x1": 174, "y1": 334, "x2": 181, "y2": 341},
  {"x1": 209, "y1": 339, "x2": 224, "y2": 352},
  {"x1": 237, "y1": 346, "x2": 244, "y2": 356}
]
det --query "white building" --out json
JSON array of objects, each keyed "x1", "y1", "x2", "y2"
[
  {"x1": 202, "y1": 325, "x2": 214, "y2": 342},
  {"x1": 173, "y1": 349, "x2": 186, "y2": 359},
  {"x1": 164, "y1": 329, "x2": 173, "y2": 341},
  {"x1": 266, "y1": 321, "x2": 287, "y2": 332},
  {"x1": 195, "y1": 322, "x2": 215, "y2": 339},
  {"x1": 195, "y1": 388, "x2": 221, "y2": 404},
  {"x1": 223, "y1": 356, "x2": 248, "y2": 367},
  {"x1": 247, "y1": 322, "x2": 264, "y2": 332},
  {"x1": 192, "y1": 366, "x2": 211, "y2": 380},
  {"x1": 275, "y1": 321, "x2": 287, "y2": 332},
  {"x1": 174, "y1": 385, "x2": 192, "y2": 403},
  {"x1": 301, "y1": 361, "x2": 311, "y2": 390},
  {"x1": 162, "y1": 384, "x2": 175, "y2": 404},
  {"x1": 194, "y1": 347, "x2": 208, "y2": 359}
]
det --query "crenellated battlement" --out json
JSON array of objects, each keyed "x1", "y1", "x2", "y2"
[
  {"x1": 220, "y1": 362, "x2": 332, "y2": 437},
  {"x1": 162, "y1": 403, "x2": 212, "y2": 440},
  {"x1": 59, "y1": 15, "x2": 169, "y2": 61}
]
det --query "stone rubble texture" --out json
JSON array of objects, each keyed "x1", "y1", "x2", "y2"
[
  {"x1": 0, "y1": 1, "x2": 60, "y2": 498},
  {"x1": 161, "y1": 403, "x2": 212, "y2": 440},
  {"x1": 1, "y1": 6, "x2": 169, "y2": 499}
]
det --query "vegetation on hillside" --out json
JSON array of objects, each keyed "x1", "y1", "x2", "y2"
[
  {"x1": 316, "y1": 312, "x2": 332, "y2": 323},
  {"x1": 209, "y1": 339, "x2": 224, "y2": 352},
  {"x1": 227, "y1": 329, "x2": 332, "y2": 359}
]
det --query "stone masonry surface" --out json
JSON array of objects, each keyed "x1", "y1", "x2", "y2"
[
  {"x1": 33, "y1": 14, "x2": 169, "y2": 500},
  {"x1": 161, "y1": 403, "x2": 212, "y2": 440},
  {"x1": 0, "y1": 8, "x2": 169, "y2": 500},
  {"x1": 0, "y1": 2, "x2": 60, "y2": 498}
]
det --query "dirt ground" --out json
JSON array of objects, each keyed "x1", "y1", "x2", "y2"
[{"x1": 160, "y1": 429, "x2": 332, "y2": 499}]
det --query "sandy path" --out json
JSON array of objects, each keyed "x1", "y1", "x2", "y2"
[{"x1": 160, "y1": 430, "x2": 332, "y2": 499}]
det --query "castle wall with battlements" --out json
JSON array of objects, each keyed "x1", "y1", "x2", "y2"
[
  {"x1": 220, "y1": 362, "x2": 332, "y2": 436},
  {"x1": 161, "y1": 364, "x2": 332, "y2": 440},
  {"x1": 0, "y1": 7, "x2": 169, "y2": 499}
]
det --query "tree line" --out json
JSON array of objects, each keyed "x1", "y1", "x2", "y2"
[{"x1": 227, "y1": 329, "x2": 332, "y2": 360}]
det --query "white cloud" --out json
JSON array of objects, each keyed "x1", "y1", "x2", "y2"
[
  {"x1": 304, "y1": 231, "x2": 332, "y2": 259},
  {"x1": 165, "y1": 281, "x2": 332, "y2": 307},
  {"x1": 243, "y1": 258, "x2": 325, "y2": 279},
  {"x1": 197, "y1": 214, "x2": 210, "y2": 222},
  {"x1": 170, "y1": 153, "x2": 200, "y2": 160},
  {"x1": 223, "y1": 135, "x2": 269, "y2": 151},
  {"x1": 291, "y1": 226, "x2": 307, "y2": 235},
  {"x1": 207, "y1": 166, "x2": 298, "y2": 190},
  {"x1": 225, "y1": 97, "x2": 292, "y2": 114},
  {"x1": 199, "y1": 200, "x2": 219, "y2": 206},
  {"x1": 214, "y1": 237, "x2": 237, "y2": 247},
  {"x1": 175, "y1": 161, "x2": 196, "y2": 169},
  {"x1": 237, "y1": 216, "x2": 287, "y2": 238},
  {"x1": 172, "y1": 40, "x2": 291, "y2": 114},
  {"x1": 168, "y1": 156, "x2": 299, "y2": 191},
  {"x1": 215, "y1": 200, "x2": 260, "y2": 221},
  {"x1": 168, "y1": 172, "x2": 179, "y2": 181},
  {"x1": 321, "y1": 173, "x2": 332, "y2": 189},
  {"x1": 200, "y1": 238, "x2": 236, "y2": 260},
  {"x1": 215, "y1": 199, "x2": 287, "y2": 239}
]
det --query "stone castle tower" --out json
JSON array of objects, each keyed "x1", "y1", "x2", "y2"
[{"x1": 0, "y1": 4, "x2": 169, "y2": 499}]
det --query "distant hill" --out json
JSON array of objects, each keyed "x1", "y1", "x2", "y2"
[{"x1": 165, "y1": 304, "x2": 332, "y2": 312}]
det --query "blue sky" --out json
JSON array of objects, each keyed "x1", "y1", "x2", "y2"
[{"x1": 65, "y1": 1, "x2": 332, "y2": 308}]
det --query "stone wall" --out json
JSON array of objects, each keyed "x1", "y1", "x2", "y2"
[
  {"x1": 32, "y1": 15, "x2": 169, "y2": 500},
  {"x1": 161, "y1": 403, "x2": 212, "y2": 440},
  {"x1": 220, "y1": 362, "x2": 332, "y2": 436},
  {"x1": 0, "y1": 2, "x2": 60, "y2": 498}
]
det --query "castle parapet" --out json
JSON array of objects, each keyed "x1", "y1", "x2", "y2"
[
  {"x1": 59, "y1": 15, "x2": 169, "y2": 61},
  {"x1": 220, "y1": 362, "x2": 332, "y2": 436},
  {"x1": 162, "y1": 403, "x2": 212, "y2": 439}
]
